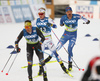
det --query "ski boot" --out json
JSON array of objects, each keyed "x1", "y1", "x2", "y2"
[
  {"x1": 44, "y1": 77, "x2": 48, "y2": 81},
  {"x1": 68, "y1": 62, "x2": 72, "y2": 71},
  {"x1": 60, "y1": 61, "x2": 73, "y2": 77},
  {"x1": 28, "y1": 76, "x2": 33, "y2": 81},
  {"x1": 38, "y1": 69, "x2": 43, "y2": 75},
  {"x1": 38, "y1": 66, "x2": 43, "y2": 75},
  {"x1": 38, "y1": 59, "x2": 46, "y2": 75},
  {"x1": 60, "y1": 62, "x2": 69, "y2": 74},
  {"x1": 43, "y1": 72, "x2": 48, "y2": 81}
]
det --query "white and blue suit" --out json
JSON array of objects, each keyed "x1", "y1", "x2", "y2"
[{"x1": 32, "y1": 17, "x2": 62, "y2": 62}]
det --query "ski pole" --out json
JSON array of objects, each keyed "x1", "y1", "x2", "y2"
[
  {"x1": 1, "y1": 48, "x2": 16, "y2": 73},
  {"x1": 51, "y1": 30, "x2": 84, "y2": 71},
  {"x1": 6, "y1": 53, "x2": 18, "y2": 75},
  {"x1": 38, "y1": 49, "x2": 84, "y2": 70},
  {"x1": 1, "y1": 54, "x2": 13, "y2": 73}
]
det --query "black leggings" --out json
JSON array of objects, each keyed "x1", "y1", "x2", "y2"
[{"x1": 26, "y1": 42, "x2": 44, "y2": 77}]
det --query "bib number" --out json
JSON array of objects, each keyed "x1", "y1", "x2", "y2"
[{"x1": 40, "y1": 27, "x2": 46, "y2": 32}]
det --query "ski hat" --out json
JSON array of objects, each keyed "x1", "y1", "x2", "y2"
[
  {"x1": 38, "y1": 8, "x2": 46, "y2": 13},
  {"x1": 65, "y1": 7, "x2": 72, "y2": 12}
]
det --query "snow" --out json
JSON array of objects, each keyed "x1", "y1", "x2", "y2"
[{"x1": 0, "y1": 18, "x2": 100, "y2": 81}]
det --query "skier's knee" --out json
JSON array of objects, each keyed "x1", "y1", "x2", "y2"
[{"x1": 28, "y1": 60, "x2": 33, "y2": 65}]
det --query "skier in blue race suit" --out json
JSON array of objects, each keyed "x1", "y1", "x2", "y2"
[{"x1": 56, "y1": 7, "x2": 90, "y2": 71}]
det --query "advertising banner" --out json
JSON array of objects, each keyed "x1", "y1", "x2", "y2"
[
  {"x1": 0, "y1": 1, "x2": 1, "y2": 6},
  {"x1": 76, "y1": 5, "x2": 93, "y2": 19},
  {"x1": 99, "y1": 7, "x2": 100, "y2": 19},
  {"x1": 11, "y1": 5, "x2": 33, "y2": 23},
  {"x1": 90, "y1": 0, "x2": 97, "y2": 5},
  {"x1": 8, "y1": 1, "x2": 15, "y2": 5},
  {"x1": 30, "y1": 4, "x2": 39, "y2": 18},
  {"x1": 2, "y1": 6, "x2": 14, "y2": 23},
  {"x1": 1, "y1": 1, "x2": 8, "y2": 5},
  {"x1": 15, "y1": 0, "x2": 21, "y2": 5},
  {"x1": 21, "y1": 5, "x2": 34, "y2": 20},
  {"x1": 21, "y1": 0, "x2": 28, "y2": 4},
  {"x1": 33, "y1": 0, "x2": 38, "y2": 4},
  {"x1": 11, "y1": 5, "x2": 24, "y2": 23},
  {"x1": 7, "y1": 0, "x2": 10, "y2": 5},
  {"x1": 38, "y1": 0, "x2": 43, "y2": 4},
  {"x1": 28, "y1": 0, "x2": 34, "y2": 4},
  {"x1": 0, "y1": 7, "x2": 5, "y2": 23}
]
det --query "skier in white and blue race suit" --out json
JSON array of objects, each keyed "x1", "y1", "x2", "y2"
[
  {"x1": 32, "y1": 7, "x2": 72, "y2": 76},
  {"x1": 56, "y1": 7, "x2": 90, "y2": 71}
]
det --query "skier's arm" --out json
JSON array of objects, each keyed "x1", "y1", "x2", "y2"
[
  {"x1": 47, "y1": 18, "x2": 57, "y2": 28},
  {"x1": 60, "y1": 16, "x2": 64, "y2": 26},
  {"x1": 84, "y1": 20, "x2": 90, "y2": 24},
  {"x1": 81, "y1": 65, "x2": 91, "y2": 81},
  {"x1": 36, "y1": 27, "x2": 45, "y2": 43},
  {"x1": 78, "y1": 14, "x2": 90, "y2": 24},
  {"x1": 14, "y1": 30, "x2": 23, "y2": 53},
  {"x1": 15, "y1": 30, "x2": 24, "y2": 46}
]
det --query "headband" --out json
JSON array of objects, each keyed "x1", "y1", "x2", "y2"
[
  {"x1": 38, "y1": 8, "x2": 45, "y2": 13},
  {"x1": 25, "y1": 22, "x2": 31, "y2": 26}
]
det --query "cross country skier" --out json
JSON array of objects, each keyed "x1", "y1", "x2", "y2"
[
  {"x1": 15, "y1": 20, "x2": 48, "y2": 81},
  {"x1": 32, "y1": 7, "x2": 72, "y2": 77},
  {"x1": 38, "y1": 6, "x2": 90, "y2": 72},
  {"x1": 55, "y1": 6, "x2": 90, "y2": 71}
]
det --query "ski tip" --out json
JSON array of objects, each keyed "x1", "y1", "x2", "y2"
[
  {"x1": 79, "y1": 69, "x2": 81, "y2": 71},
  {"x1": 33, "y1": 75, "x2": 42, "y2": 78},
  {"x1": 1, "y1": 70, "x2": 3, "y2": 72},
  {"x1": 21, "y1": 66, "x2": 27, "y2": 68},
  {"x1": 68, "y1": 73, "x2": 73, "y2": 77},
  {"x1": 6, "y1": 73, "x2": 8, "y2": 75}
]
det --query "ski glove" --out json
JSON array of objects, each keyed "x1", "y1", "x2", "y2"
[
  {"x1": 46, "y1": 23, "x2": 53, "y2": 27},
  {"x1": 15, "y1": 44, "x2": 21, "y2": 53},
  {"x1": 86, "y1": 20, "x2": 90, "y2": 24},
  {"x1": 16, "y1": 47, "x2": 21, "y2": 53}
]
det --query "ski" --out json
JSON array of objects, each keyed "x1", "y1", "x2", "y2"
[
  {"x1": 32, "y1": 73, "x2": 73, "y2": 78},
  {"x1": 67, "y1": 73, "x2": 73, "y2": 77},
  {"x1": 21, "y1": 60, "x2": 57, "y2": 68},
  {"x1": 64, "y1": 70, "x2": 73, "y2": 74},
  {"x1": 64, "y1": 72, "x2": 73, "y2": 77},
  {"x1": 65, "y1": 69, "x2": 73, "y2": 77},
  {"x1": 33, "y1": 75, "x2": 42, "y2": 78}
]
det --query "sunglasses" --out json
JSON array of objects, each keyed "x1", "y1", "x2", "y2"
[
  {"x1": 38, "y1": 13, "x2": 44, "y2": 15},
  {"x1": 25, "y1": 26, "x2": 31, "y2": 29}
]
